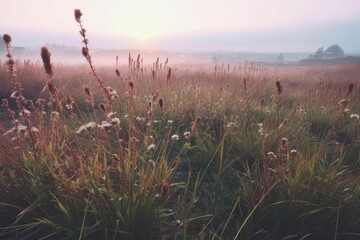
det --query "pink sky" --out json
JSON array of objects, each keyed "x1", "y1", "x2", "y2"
[{"x1": 1, "y1": 0, "x2": 360, "y2": 52}]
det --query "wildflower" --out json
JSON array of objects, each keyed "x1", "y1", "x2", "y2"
[
  {"x1": 183, "y1": 131, "x2": 191, "y2": 139},
  {"x1": 147, "y1": 144, "x2": 156, "y2": 151},
  {"x1": 290, "y1": 149, "x2": 297, "y2": 155},
  {"x1": 343, "y1": 108, "x2": 350, "y2": 114},
  {"x1": 337, "y1": 98, "x2": 350, "y2": 106},
  {"x1": 51, "y1": 111, "x2": 60, "y2": 119},
  {"x1": 99, "y1": 121, "x2": 112, "y2": 131},
  {"x1": 19, "y1": 109, "x2": 31, "y2": 116},
  {"x1": 10, "y1": 91, "x2": 19, "y2": 98},
  {"x1": 167, "y1": 120, "x2": 173, "y2": 124},
  {"x1": 226, "y1": 122, "x2": 236, "y2": 129},
  {"x1": 350, "y1": 114, "x2": 359, "y2": 120},
  {"x1": 135, "y1": 117, "x2": 146, "y2": 124},
  {"x1": 76, "y1": 122, "x2": 97, "y2": 134},
  {"x1": 171, "y1": 134, "x2": 179, "y2": 141},
  {"x1": 1, "y1": 99, "x2": 9, "y2": 107},
  {"x1": 267, "y1": 151, "x2": 277, "y2": 160},
  {"x1": 110, "y1": 117, "x2": 120, "y2": 126},
  {"x1": 278, "y1": 118, "x2": 288, "y2": 131},
  {"x1": 258, "y1": 123, "x2": 265, "y2": 135},
  {"x1": 161, "y1": 181, "x2": 170, "y2": 197},
  {"x1": 106, "y1": 87, "x2": 118, "y2": 99},
  {"x1": 281, "y1": 137, "x2": 288, "y2": 144},
  {"x1": 107, "y1": 112, "x2": 116, "y2": 118},
  {"x1": 267, "y1": 151, "x2": 275, "y2": 157},
  {"x1": 148, "y1": 159, "x2": 156, "y2": 168}
]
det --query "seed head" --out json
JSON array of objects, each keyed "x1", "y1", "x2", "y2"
[
  {"x1": 81, "y1": 47, "x2": 89, "y2": 58},
  {"x1": 3, "y1": 34, "x2": 12, "y2": 46},
  {"x1": 84, "y1": 87, "x2": 91, "y2": 96},
  {"x1": 128, "y1": 81, "x2": 134, "y2": 89},
  {"x1": 99, "y1": 103, "x2": 106, "y2": 112},
  {"x1": 261, "y1": 98, "x2": 265, "y2": 106},
  {"x1": 347, "y1": 82, "x2": 354, "y2": 96},
  {"x1": 275, "y1": 80, "x2": 282, "y2": 94},
  {"x1": 167, "y1": 68, "x2": 171, "y2": 81},
  {"x1": 159, "y1": 98, "x2": 163, "y2": 111},
  {"x1": 47, "y1": 81, "x2": 57, "y2": 95},
  {"x1": 74, "y1": 9, "x2": 83, "y2": 23},
  {"x1": 41, "y1": 47, "x2": 53, "y2": 77}
]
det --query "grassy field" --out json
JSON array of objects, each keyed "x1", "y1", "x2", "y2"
[{"x1": 1, "y1": 11, "x2": 360, "y2": 240}]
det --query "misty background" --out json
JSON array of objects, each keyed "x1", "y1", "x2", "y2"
[{"x1": 1, "y1": 0, "x2": 360, "y2": 64}]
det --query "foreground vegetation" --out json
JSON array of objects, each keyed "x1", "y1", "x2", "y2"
[{"x1": 1, "y1": 10, "x2": 360, "y2": 240}]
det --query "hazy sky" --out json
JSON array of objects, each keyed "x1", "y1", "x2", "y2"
[{"x1": 1, "y1": 0, "x2": 360, "y2": 52}]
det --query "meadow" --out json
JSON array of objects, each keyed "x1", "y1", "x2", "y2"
[{"x1": 0, "y1": 10, "x2": 360, "y2": 240}]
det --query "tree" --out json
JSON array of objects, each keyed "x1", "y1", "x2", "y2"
[
  {"x1": 313, "y1": 47, "x2": 324, "y2": 58},
  {"x1": 324, "y1": 44, "x2": 344, "y2": 58}
]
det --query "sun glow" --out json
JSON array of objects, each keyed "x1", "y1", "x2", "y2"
[{"x1": 100, "y1": 1, "x2": 188, "y2": 42}]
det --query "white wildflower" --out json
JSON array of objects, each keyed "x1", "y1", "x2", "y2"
[
  {"x1": 107, "y1": 112, "x2": 116, "y2": 118},
  {"x1": 147, "y1": 144, "x2": 156, "y2": 151},
  {"x1": 337, "y1": 98, "x2": 350, "y2": 106},
  {"x1": 99, "y1": 121, "x2": 112, "y2": 131},
  {"x1": 136, "y1": 116, "x2": 146, "y2": 123},
  {"x1": 350, "y1": 114, "x2": 359, "y2": 120},
  {"x1": 183, "y1": 131, "x2": 191, "y2": 139},
  {"x1": 76, "y1": 122, "x2": 97, "y2": 134},
  {"x1": 226, "y1": 122, "x2": 235, "y2": 129},
  {"x1": 51, "y1": 111, "x2": 60, "y2": 119},
  {"x1": 343, "y1": 108, "x2": 350, "y2": 114},
  {"x1": 110, "y1": 117, "x2": 120, "y2": 126},
  {"x1": 10, "y1": 91, "x2": 19, "y2": 98},
  {"x1": 19, "y1": 109, "x2": 31, "y2": 116},
  {"x1": 148, "y1": 159, "x2": 156, "y2": 168},
  {"x1": 171, "y1": 134, "x2": 179, "y2": 141}
]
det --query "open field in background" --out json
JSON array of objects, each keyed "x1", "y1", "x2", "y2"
[{"x1": 0, "y1": 51, "x2": 360, "y2": 239}]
